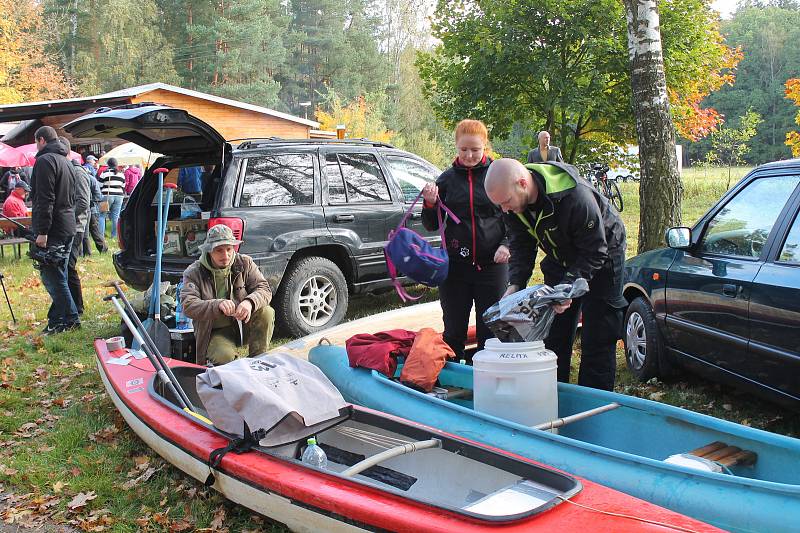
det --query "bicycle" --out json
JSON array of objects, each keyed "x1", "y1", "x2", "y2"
[{"x1": 591, "y1": 164, "x2": 624, "y2": 212}]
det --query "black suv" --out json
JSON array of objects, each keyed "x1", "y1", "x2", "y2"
[{"x1": 64, "y1": 104, "x2": 440, "y2": 336}]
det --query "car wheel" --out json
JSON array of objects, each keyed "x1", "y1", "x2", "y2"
[
  {"x1": 624, "y1": 297, "x2": 663, "y2": 381},
  {"x1": 275, "y1": 256, "x2": 349, "y2": 337}
]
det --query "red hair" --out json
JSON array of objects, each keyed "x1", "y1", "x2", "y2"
[{"x1": 455, "y1": 119, "x2": 489, "y2": 144}]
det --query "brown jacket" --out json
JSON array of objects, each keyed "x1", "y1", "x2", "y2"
[{"x1": 182, "y1": 253, "x2": 272, "y2": 364}]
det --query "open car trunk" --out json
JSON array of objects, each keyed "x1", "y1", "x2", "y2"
[{"x1": 64, "y1": 104, "x2": 232, "y2": 289}]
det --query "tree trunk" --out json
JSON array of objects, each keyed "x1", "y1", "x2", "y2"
[{"x1": 623, "y1": 0, "x2": 682, "y2": 253}]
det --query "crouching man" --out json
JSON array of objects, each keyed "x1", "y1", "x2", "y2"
[{"x1": 181, "y1": 224, "x2": 275, "y2": 365}]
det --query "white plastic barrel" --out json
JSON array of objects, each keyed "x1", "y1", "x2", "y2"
[{"x1": 472, "y1": 338, "x2": 558, "y2": 430}]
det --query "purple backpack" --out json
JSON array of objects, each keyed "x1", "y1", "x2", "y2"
[{"x1": 384, "y1": 190, "x2": 460, "y2": 302}]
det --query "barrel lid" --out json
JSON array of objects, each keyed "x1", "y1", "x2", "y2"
[{"x1": 473, "y1": 338, "x2": 557, "y2": 364}]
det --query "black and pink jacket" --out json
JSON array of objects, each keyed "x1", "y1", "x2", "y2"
[{"x1": 421, "y1": 156, "x2": 507, "y2": 267}]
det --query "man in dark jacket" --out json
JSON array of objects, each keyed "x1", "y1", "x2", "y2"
[
  {"x1": 62, "y1": 137, "x2": 91, "y2": 315},
  {"x1": 485, "y1": 158, "x2": 626, "y2": 390},
  {"x1": 30, "y1": 126, "x2": 79, "y2": 334}
]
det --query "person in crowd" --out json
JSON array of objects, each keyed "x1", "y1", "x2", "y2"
[
  {"x1": 178, "y1": 165, "x2": 203, "y2": 195},
  {"x1": 82, "y1": 155, "x2": 98, "y2": 178},
  {"x1": 2, "y1": 179, "x2": 30, "y2": 218},
  {"x1": 1, "y1": 167, "x2": 29, "y2": 202},
  {"x1": 527, "y1": 131, "x2": 565, "y2": 163},
  {"x1": 63, "y1": 142, "x2": 91, "y2": 315},
  {"x1": 484, "y1": 158, "x2": 626, "y2": 391},
  {"x1": 420, "y1": 119, "x2": 509, "y2": 360},
  {"x1": 97, "y1": 157, "x2": 125, "y2": 239},
  {"x1": 181, "y1": 224, "x2": 275, "y2": 366},
  {"x1": 80, "y1": 155, "x2": 107, "y2": 254},
  {"x1": 29, "y1": 126, "x2": 79, "y2": 334},
  {"x1": 124, "y1": 163, "x2": 142, "y2": 195}
]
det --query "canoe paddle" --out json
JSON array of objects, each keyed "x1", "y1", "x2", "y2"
[
  {"x1": 137, "y1": 168, "x2": 172, "y2": 356},
  {"x1": 105, "y1": 280, "x2": 199, "y2": 416},
  {"x1": 148, "y1": 180, "x2": 177, "y2": 356}
]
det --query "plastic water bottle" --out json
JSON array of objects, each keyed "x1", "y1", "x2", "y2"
[
  {"x1": 174, "y1": 281, "x2": 193, "y2": 330},
  {"x1": 301, "y1": 437, "x2": 327, "y2": 468}
]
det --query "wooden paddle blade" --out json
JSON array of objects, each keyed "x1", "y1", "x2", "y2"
[{"x1": 146, "y1": 320, "x2": 172, "y2": 358}]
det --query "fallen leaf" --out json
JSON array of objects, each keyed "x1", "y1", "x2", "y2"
[
  {"x1": 648, "y1": 391, "x2": 666, "y2": 402},
  {"x1": 67, "y1": 491, "x2": 97, "y2": 511},
  {"x1": 210, "y1": 507, "x2": 226, "y2": 530},
  {"x1": 170, "y1": 519, "x2": 193, "y2": 532},
  {"x1": 70, "y1": 467, "x2": 81, "y2": 477},
  {"x1": 88, "y1": 426, "x2": 119, "y2": 443},
  {"x1": 53, "y1": 480, "x2": 67, "y2": 493},
  {"x1": 0, "y1": 465, "x2": 19, "y2": 476},
  {"x1": 722, "y1": 403, "x2": 732, "y2": 411}
]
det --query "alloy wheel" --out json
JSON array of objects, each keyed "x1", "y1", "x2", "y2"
[
  {"x1": 626, "y1": 311, "x2": 647, "y2": 371},
  {"x1": 297, "y1": 274, "x2": 338, "y2": 327}
]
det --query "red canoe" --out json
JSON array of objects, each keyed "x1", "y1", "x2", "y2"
[{"x1": 94, "y1": 339, "x2": 718, "y2": 532}]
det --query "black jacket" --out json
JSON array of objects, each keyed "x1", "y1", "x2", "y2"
[
  {"x1": 421, "y1": 156, "x2": 507, "y2": 266},
  {"x1": 506, "y1": 162, "x2": 626, "y2": 304},
  {"x1": 30, "y1": 139, "x2": 76, "y2": 240}
]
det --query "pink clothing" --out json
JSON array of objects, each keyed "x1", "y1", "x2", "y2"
[
  {"x1": 2, "y1": 192, "x2": 28, "y2": 218},
  {"x1": 124, "y1": 166, "x2": 142, "y2": 194}
]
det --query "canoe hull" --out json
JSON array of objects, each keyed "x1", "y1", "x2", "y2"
[
  {"x1": 310, "y1": 344, "x2": 800, "y2": 533},
  {"x1": 96, "y1": 340, "x2": 718, "y2": 532}
]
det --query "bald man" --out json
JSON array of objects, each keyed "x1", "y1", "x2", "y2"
[
  {"x1": 527, "y1": 131, "x2": 564, "y2": 163},
  {"x1": 485, "y1": 158, "x2": 626, "y2": 391}
]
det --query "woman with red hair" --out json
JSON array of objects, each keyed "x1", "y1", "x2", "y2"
[{"x1": 421, "y1": 119, "x2": 509, "y2": 360}]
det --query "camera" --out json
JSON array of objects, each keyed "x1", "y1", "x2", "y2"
[{"x1": 28, "y1": 244, "x2": 69, "y2": 269}]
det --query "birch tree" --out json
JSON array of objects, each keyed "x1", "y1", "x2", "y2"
[{"x1": 623, "y1": 0, "x2": 682, "y2": 253}]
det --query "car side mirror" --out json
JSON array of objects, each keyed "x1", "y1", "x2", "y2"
[{"x1": 665, "y1": 227, "x2": 692, "y2": 249}]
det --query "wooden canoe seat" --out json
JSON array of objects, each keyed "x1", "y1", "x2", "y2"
[{"x1": 688, "y1": 441, "x2": 757, "y2": 468}]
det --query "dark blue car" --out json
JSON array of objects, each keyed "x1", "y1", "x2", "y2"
[{"x1": 623, "y1": 160, "x2": 800, "y2": 408}]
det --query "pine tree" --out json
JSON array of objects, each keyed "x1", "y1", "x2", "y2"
[
  {"x1": 278, "y1": 0, "x2": 387, "y2": 114},
  {"x1": 44, "y1": 0, "x2": 179, "y2": 94},
  {"x1": 162, "y1": 0, "x2": 289, "y2": 107}
]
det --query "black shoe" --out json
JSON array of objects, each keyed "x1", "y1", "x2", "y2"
[
  {"x1": 41, "y1": 324, "x2": 62, "y2": 335},
  {"x1": 62, "y1": 321, "x2": 81, "y2": 331}
]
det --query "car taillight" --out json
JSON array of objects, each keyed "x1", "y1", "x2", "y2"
[
  {"x1": 208, "y1": 217, "x2": 244, "y2": 251},
  {"x1": 117, "y1": 220, "x2": 125, "y2": 250}
]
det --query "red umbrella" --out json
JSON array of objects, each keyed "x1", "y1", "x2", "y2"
[
  {"x1": 16, "y1": 143, "x2": 83, "y2": 165},
  {"x1": 0, "y1": 142, "x2": 34, "y2": 167}
]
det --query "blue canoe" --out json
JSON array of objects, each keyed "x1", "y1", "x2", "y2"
[{"x1": 310, "y1": 344, "x2": 800, "y2": 533}]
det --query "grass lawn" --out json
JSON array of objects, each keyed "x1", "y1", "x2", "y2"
[{"x1": 0, "y1": 165, "x2": 797, "y2": 531}]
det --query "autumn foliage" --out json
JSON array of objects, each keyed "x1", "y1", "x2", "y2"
[
  {"x1": 671, "y1": 45, "x2": 743, "y2": 141},
  {"x1": 316, "y1": 92, "x2": 396, "y2": 144},
  {"x1": 0, "y1": 0, "x2": 73, "y2": 104},
  {"x1": 785, "y1": 78, "x2": 800, "y2": 157}
]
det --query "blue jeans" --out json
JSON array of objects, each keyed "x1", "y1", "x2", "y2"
[
  {"x1": 98, "y1": 195, "x2": 124, "y2": 238},
  {"x1": 38, "y1": 237, "x2": 79, "y2": 328}
]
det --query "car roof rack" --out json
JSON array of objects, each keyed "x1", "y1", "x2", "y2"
[{"x1": 232, "y1": 137, "x2": 396, "y2": 150}]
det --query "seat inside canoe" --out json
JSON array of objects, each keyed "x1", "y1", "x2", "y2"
[
  {"x1": 150, "y1": 365, "x2": 582, "y2": 523},
  {"x1": 409, "y1": 363, "x2": 800, "y2": 485}
]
